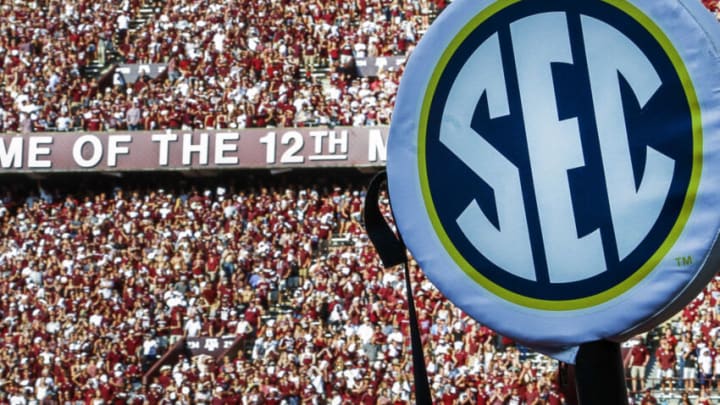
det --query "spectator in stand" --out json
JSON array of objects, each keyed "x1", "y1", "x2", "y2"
[
  {"x1": 678, "y1": 333, "x2": 698, "y2": 392},
  {"x1": 697, "y1": 386, "x2": 714, "y2": 405},
  {"x1": 698, "y1": 345, "x2": 714, "y2": 389},
  {"x1": 638, "y1": 388, "x2": 658, "y2": 405},
  {"x1": 628, "y1": 337, "x2": 650, "y2": 395},
  {"x1": 679, "y1": 390, "x2": 693, "y2": 405},
  {"x1": 126, "y1": 100, "x2": 142, "y2": 131},
  {"x1": 654, "y1": 338, "x2": 676, "y2": 395}
]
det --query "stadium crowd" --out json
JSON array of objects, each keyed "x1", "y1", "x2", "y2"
[
  {"x1": 0, "y1": 174, "x2": 567, "y2": 404},
  {"x1": 0, "y1": 171, "x2": 719, "y2": 404},
  {"x1": 0, "y1": 0, "x2": 718, "y2": 135},
  {"x1": 1, "y1": 0, "x2": 720, "y2": 404},
  {"x1": 0, "y1": 0, "x2": 448, "y2": 134},
  {"x1": 624, "y1": 280, "x2": 720, "y2": 405}
]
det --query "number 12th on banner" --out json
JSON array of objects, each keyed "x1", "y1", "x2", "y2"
[{"x1": 259, "y1": 130, "x2": 351, "y2": 164}]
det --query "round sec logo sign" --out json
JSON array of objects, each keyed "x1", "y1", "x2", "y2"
[{"x1": 388, "y1": 0, "x2": 720, "y2": 346}]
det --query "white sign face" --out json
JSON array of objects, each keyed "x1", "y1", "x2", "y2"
[{"x1": 388, "y1": 0, "x2": 720, "y2": 347}]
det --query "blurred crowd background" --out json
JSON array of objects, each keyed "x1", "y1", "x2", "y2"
[
  {"x1": 0, "y1": 0, "x2": 445, "y2": 133},
  {"x1": 0, "y1": 172, "x2": 567, "y2": 404},
  {"x1": 1, "y1": 0, "x2": 720, "y2": 404}
]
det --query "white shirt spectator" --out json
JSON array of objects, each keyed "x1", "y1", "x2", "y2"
[
  {"x1": 356, "y1": 320, "x2": 374, "y2": 345},
  {"x1": 89, "y1": 313, "x2": 104, "y2": 328},
  {"x1": 9, "y1": 392, "x2": 27, "y2": 405},
  {"x1": 699, "y1": 348, "x2": 713, "y2": 375},
  {"x1": 184, "y1": 316, "x2": 202, "y2": 337},
  {"x1": 46, "y1": 319, "x2": 61, "y2": 335},
  {"x1": 143, "y1": 338, "x2": 158, "y2": 357},
  {"x1": 117, "y1": 13, "x2": 129, "y2": 31},
  {"x1": 235, "y1": 319, "x2": 253, "y2": 336},
  {"x1": 354, "y1": 42, "x2": 367, "y2": 58},
  {"x1": 99, "y1": 278, "x2": 114, "y2": 299},
  {"x1": 55, "y1": 115, "x2": 72, "y2": 131},
  {"x1": 35, "y1": 378, "x2": 52, "y2": 402},
  {"x1": 212, "y1": 30, "x2": 226, "y2": 52}
]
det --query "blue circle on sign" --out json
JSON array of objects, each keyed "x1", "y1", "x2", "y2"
[{"x1": 423, "y1": 1, "x2": 695, "y2": 302}]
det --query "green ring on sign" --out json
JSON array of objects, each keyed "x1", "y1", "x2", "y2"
[{"x1": 417, "y1": 0, "x2": 703, "y2": 311}]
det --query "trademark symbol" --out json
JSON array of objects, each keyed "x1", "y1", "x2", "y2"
[{"x1": 675, "y1": 256, "x2": 693, "y2": 266}]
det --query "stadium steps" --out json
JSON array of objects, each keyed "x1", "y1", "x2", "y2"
[
  {"x1": 79, "y1": 0, "x2": 161, "y2": 78},
  {"x1": 649, "y1": 391, "x2": 720, "y2": 405},
  {"x1": 299, "y1": 65, "x2": 332, "y2": 86},
  {"x1": 330, "y1": 234, "x2": 353, "y2": 248},
  {"x1": 130, "y1": 5, "x2": 158, "y2": 30},
  {"x1": 131, "y1": 0, "x2": 164, "y2": 30},
  {"x1": 82, "y1": 62, "x2": 105, "y2": 78},
  {"x1": 646, "y1": 356, "x2": 660, "y2": 390},
  {"x1": 116, "y1": 0, "x2": 163, "y2": 64}
]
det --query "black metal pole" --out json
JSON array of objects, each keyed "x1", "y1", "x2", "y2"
[
  {"x1": 574, "y1": 340, "x2": 629, "y2": 405},
  {"x1": 363, "y1": 171, "x2": 433, "y2": 405}
]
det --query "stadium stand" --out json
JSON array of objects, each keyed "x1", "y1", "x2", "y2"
[
  {"x1": 0, "y1": 0, "x2": 720, "y2": 404},
  {"x1": 1, "y1": 169, "x2": 716, "y2": 404},
  {"x1": 0, "y1": 0, "x2": 443, "y2": 133},
  {"x1": 0, "y1": 171, "x2": 565, "y2": 404}
]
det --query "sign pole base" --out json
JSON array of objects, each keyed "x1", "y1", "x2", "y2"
[{"x1": 574, "y1": 340, "x2": 628, "y2": 405}]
